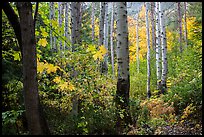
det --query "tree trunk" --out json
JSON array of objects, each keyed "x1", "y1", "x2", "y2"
[
  {"x1": 115, "y1": 2, "x2": 132, "y2": 134},
  {"x1": 155, "y1": 2, "x2": 162, "y2": 91},
  {"x1": 71, "y1": 2, "x2": 81, "y2": 52},
  {"x1": 17, "y1": 2, "x2": 50, "y2": 135},
  {"x1": 136, "y1": 13, "x2": 140, "y2": 74},
  {"x1": 145, "y1": 2, "x2": 151, "y2": 98},
  {"x1": 178, "y1": 2, "x2": 183, "y2": 52},
  {"x1": 99, "y1": 2, "x2": 105, "y2": 47},
  {"x1": 58, "y1": 2, "x2": 63, "y2": 50},
  {"x1": 159, "y1": 2, "x2": 168, "y2": 94},
  {"x1": 103, "y1": 2, "x2": 109, "y2": 75},
  {"x1": 91, "y1": 2, "x2": 95, "y2": 43},
  {"x1": 64, "y1": 2, "x2": 70, "y2": 50},
  {"x1": 150, "y1": 2, "x2": 156, "y2": 51},
  {"x1": 110, "y1": 2, "x2": 115, "y2": 78},
  {"x1": 183, "y1": 2, "x2": 188, "y2": 48}
]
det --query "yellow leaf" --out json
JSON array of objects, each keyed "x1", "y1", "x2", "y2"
[
  {"x1": 68, "y1": 83, "x2": 75, "y2": 91},
  {"x1": 42, "y1": 31, "x2": 48, "y2": 38},
  {"x1": 38, "y1": 38, "x2": 48, "y2": 47},
  {"x1": 53, "y1": 76, "x2": 61, "y2": 83}
]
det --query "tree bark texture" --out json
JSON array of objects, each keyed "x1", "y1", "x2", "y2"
[
  {"x1": 17, "y1": 2, "x2": 50, "y2": 135},
  {"x1": 178, "y1": 2, "x2": 183, "y2": 52},
  {"x1": 145, "y1": 2, "x2": 151, "y2": 98},
  {"x1": 110, "y1": 2, "x2": 115, "y2": 78},
  {"x1": 150, "y1": 2, "x2": 156, "y2": 51},
  {"x1": 71, "y1": 2, "x2": 81, "y2": 51},
  {"x1": 91, "y1": 2, "x2": 95, "y2": 43},
  {"x1": 115, "y1": 2, "x2": 132, "y2": 134},
  {"x1": 159, "y1": 2, "x2": 168, "y2": 94},
  {"x1": 183, "y1": 2, "x2": 188, "y2": 48},
  {"x1": 155, "y1": 2, "x2": 162, "y2": 90}
]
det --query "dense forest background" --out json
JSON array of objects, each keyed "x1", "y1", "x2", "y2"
[{"x1": 2, "y1": 2, "x2": 202, "y2": 135}]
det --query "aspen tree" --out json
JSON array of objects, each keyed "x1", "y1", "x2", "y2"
[
  {"x1": 64, "y1": 2, "x2": 70, "y2": 50},
  {"x1": 150, "y1": 2, "x2": 156, "y2": 51},
  {"x1": 145, "y1": 2, "x2": 151, "y2": 98},
  {"x1": 49, "y1": 2, "x2": 53, "y2": 51},
  {"x1": 115, "y1": 2, "x2": 132, "y2": 134},
  {"x1": 58, "y1": 2, "x2": 63, "y2": 50},
  {"x1": 155, "y1": 2, "x2": 162, "y2": 90},
  {"x1": 159, "y1": 2, "x2": 168, "y2": 94},
  {"x1": 110, "y1": 2, "x2": 115, "y2": 78},
  {"x1": 184, "y1": 2, "x2": 188, "y2": 48},
  {"x1": 178, "y1": 2, "x2": 183, "y2": 52}
]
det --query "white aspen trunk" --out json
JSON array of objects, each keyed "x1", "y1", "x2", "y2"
[
  {"x1": 103, "y1": 2, "x2": 109, "y2": 74},
  {"x1": 52, "y1": 2, "x2": 57, "y2": 52},
  {"x1": 155, "y1": 2, "x2": 162, "y2": 90},
  {"x1": 64, "y1": 2, "x2": 70, "y2": 50},
  {"x1": 110, "y1": 2, "x2": 115, "y2": 78},
  {"x1": 91, "y1": 2, "x2": 95, "y2": 43},
  {"x1": 115, "y1": 2, "x2": 131, "y2": 134},
  {"x1": 136, "y1": 13, "x2": 140, "y2": 74},
  {"x1": 99, "y1": 2, "x2": 105, "y2": 47},
  {"x1": 145, "y1": 2, "x2": 151, "y2": 98},
  {"x1": 178, "y1": 2, "x2": 183, "y2": 52},
  {"x1": 159, "y1": 2, "x2": 168, "y2": 94},
  {"x1": 58, "y1": 2, "x2": 63, "y2": 50},
  {"x1": 150, "y1": 2, "x2": 156, "y2": 51},
  {"x1": 184, "y1": 2, "x2": 188, "y2": 48}
]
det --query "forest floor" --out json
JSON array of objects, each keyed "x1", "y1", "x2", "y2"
[{"x1": 127, "y1": 120, "x2": 202, "y2": 135}]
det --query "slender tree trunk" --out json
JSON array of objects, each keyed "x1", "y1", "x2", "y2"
[
  {"x1": 136, "y1": 13, "x2": 140, "y2": 74},
  {"x1": 103, "y1": 2, "x2": 109, "y2": 75},
  {"x1": 110, "y1": 2, "x2": 115, "y2": 78},
  {"x1": 71, "y1": 2, "x2": 81, "y2": 52},
  {"x1": 91, "y1": 2, "x2": 95, "y2": 43},
  {"x1": 159, "y1": 2, "x2": 168, "y2": 94},
  {"x1": 64, "y1": 2, "x2": 70, "y2": 50},
  {"x1": 58, "y1": 2, "x2": 63, "y2": 50},
  {"x1": 70, "y1": 2, "x2": 81, "y2": 116},
  {"x1": 155, "y1": 2, "x2": 162, "y2": 91},
  {"x1": 145, "y1": 2, "x2": 151, "y2": 98},
  {"x1": 115, "y1": 2, "x2": 132, "y2": 134},
  {"x1": 53, "y1": 2, "x2": 57, "y2": 52},
  {"x1": 178, "y1": 2, "x2": 183, "y2": 52},
  {"x1": 17, "y1": 2, "x2": 50, "y2": 135},
  {"x1": 183, "y1": 2, "x2": 188, "y2": 48},
  {"x1": 99, "y1": 2, "x2": 107, "y2": 74},
  {"x1": 150, "y1": 2, "x2": 156, "y2": 51}
]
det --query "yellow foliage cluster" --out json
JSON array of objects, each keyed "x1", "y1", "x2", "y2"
[
  {"x1": 140, "y1": 98, "x2": 175, "y2": 119},
  {"x1": 37, "y1": 60, "x2": 63, "y2": 74},
  {"x1": 181, "y1": 103, "x2": 196, "y2": 122},
  {"x1": 92, "y1": 45, "x2": 108, "y2": 61}
]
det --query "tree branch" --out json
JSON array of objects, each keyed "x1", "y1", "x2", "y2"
[{"x1": 2, "y1": 2, "x2": 23, "y2": 55}]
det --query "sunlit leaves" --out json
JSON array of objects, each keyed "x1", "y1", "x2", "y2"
[
  {"x1": 13, "y1": 52, "x2": 21, "y2": 61},
  {"x1": 53, "y1": 76, "x2": 61, "y2": 84},
  {"x1": 37, "y1": 60, "x2": 62, "y2": 74},
  {"x1": 93, "y1": 45, "x2": 108, "y2": 61},
  {"x1": 38, "y1": 38, "x2": 48, "y2": 47},
  {"x1": 51, "y1": 19, "x2": 58, "y2": 29}
]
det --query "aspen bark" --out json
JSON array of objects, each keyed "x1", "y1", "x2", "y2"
[
  {"x1": 115, "y1": 2, "x2": 132, "y2": 134},
  {"x1": 110, "y1": 2, "x2": 115, "y2": 78},
  {"x1": 184, "y1": 2, "x2": 188, "y2": 48},
  {"x1": 155, "y1": 2, "x2": 162, "y2": 90},
  {"x1": 145, "y1": 2, "x2": 151, "y2": 98},
  {"x1": 58, "y1": 2, "x2": 63, "y2": 50},
  {"x1": 159, "y1": 2, "x2": 168, "y2": 94},
  {"x1": 178, "y1": 2, "x2": 183, "y2": 52},
  {"x1": 64, "y1": 2, "x2": 70, "y2": 50},
  {"x1": 17, "y1": 2, "x2": 50, "y2": 134},
  {"x1": 150, "y1": 2, "x2": 156, "y2": 51},
  {"x1": 99, "y1": 2, "x2": 105, "y2": 47}
]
